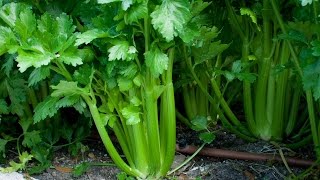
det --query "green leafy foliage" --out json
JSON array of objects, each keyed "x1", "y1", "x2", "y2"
[
  {"x1": 240, "y1": 8, "x2": 260, "y2": 31},
  {"x1": 0, "y1": 139, "x2": 8, "y2": 157},
  {"x1": 29, "y1": 146, "x2": 52, "y2": 174},
  {"x1": 288, "y1": 21, "x2": 320, "y2": 40},
  {"x1": 302, "y1": 60, "x2": 320, "y2": 100},
  {"x1": 14, "y1": 8, "x2": 36, "y2": 41},
  {"x1": 73, "y1": 65, "x2": 94, "y2": 86},
  {"x1": 0, "y1": 152, "x2": 33, "y2": 173},
  {"x1": 0, "y1": 26, "x2": 18, "y2": 55},
  {"x1": 191, "y1": 27, "x2": 230, "y2": 67},
  {"x1": 0, "y1": 5, "x2": 84, "y2": 72},
  {"x1": 28, "y1": 66, "x2": 51, "y2": 86},
  {"x1": 34, "y1": 81, "x2": 89, "y2": 123},
  {"x1": 216, "y1": 60, "x2": 257, "y2": 83},
  {"x1": 5, "y1": 77, "x2": 27, "y2": 116},
  {"x1": 98, "y1": 0, "x2": 133, "y2": 11},
  {"x1": 0, "y1": 99, "x2": 9, "y2": 114},
  {"x1": 300, "y1": 0, "x2": 313, "y2": 6},
  {"x1": 301, "y1": 41, "x2": 320, "y2": 100},
  {"x1": 73, "y1": 162, "x2": 90, "y2": 177},
  {"x1": 75, "y1": 29, "x2": 109, "y2": 46},
  {"x1": 277, "y1": 29, "x2": 308, "y2": 45},
  {"x1": 51, "y1": 81, "x2": 88, "y2": 97},
  {"x1": 144, "y1": 46, "x2": 169, "y2": 77},
  {"x1": 16, "y1": 51, "x2": 53, "y2": 72},
  {"x1": 22, "y1": 130, "x2": 42, "y2": 148},
  {"x1": 108, "y1": 41, "x2": 137, "y2": 61},
  {"x1": 151, "y1": 0, "x2": 191, "y2": 42},
  {"x1": 117, "y1": 172, "x2": 135, "y2": 180},
  {"x1": 33, "y1": 96, "x2": 60, "y2": 123},
  {"x1": 199, "y1": 132, "x2": 215, "y2": 144},
  {"x1": 121, "y1": 105, "x2": 141, "y2": 125},
  {"x1": 0, "y1": 1, "x2": 148, "y2": 176},
  {"x1": 1, "y1": 54, "x2": 15, "y2": 76},
  {"x1": 117, "y1": 77, "x2": 133, "y2": 92},
  {"x1": 311, "y1": 40, "x2": 320, "y2": 56},
  {"x1": 190, "y1": 115, "x2": 207, "y2": 131},
  {"x1": 0, "y1": 3, "x2": 30, "y2": 27},
  {"x1": 125, "y1": 2, "x2": 148, "y2": 24}
]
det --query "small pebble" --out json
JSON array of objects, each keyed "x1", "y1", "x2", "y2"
[{"x1": 88, "y1": 153, "x2": 95, "y2": 159}]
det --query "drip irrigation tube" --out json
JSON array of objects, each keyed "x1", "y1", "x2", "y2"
[{"x1": 176, "y1": 144, "x2": 315, "y2": 167}]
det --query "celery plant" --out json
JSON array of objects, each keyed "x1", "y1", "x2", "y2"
[
  {"x1": 0, "y1": 0, "x2": 204, "y2": 178},
  {"x1": 172, "y1": 1, "x2": 256, "y2": 142},
  {"x1": 272, "y1": 0, "x2": 320, "y2": 157},
  {"x1": 174, "y1": 2, "x2": 229, "y2": 128},
  {"x1": 0, "y1": 3, "x2": 93, "y2": 172},
  {"x1": 221, "y1": 0, "x2": 311, "y2": 142}
]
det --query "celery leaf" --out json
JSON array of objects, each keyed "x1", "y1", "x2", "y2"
[
  {"x1": 121, "y1": 105, "x2": 141, "y2": 125},
  {"x1": 98, "y1": 0, "x2": 133, "y2": 10},
  {"x1": 130, "y1": 96, "x2": 141, "y2": 106},
  {"x1": 311, "y1": 40, "x2": 320, "y2": 56},
  {"x1": 144, "y1": 47, "x2": 168, "y2": 77},
  {"x1": 240, "y1": 8, "x2": 260, "y2": 31},
  {"x1": 28, "y1": 66, "x2": 50, "y2": 86},
  {"x1": 2, "y1": 54, "x2": 15, "y2": 76},
  {"x1": 277, "y1": 30, "x2": 308, "y2": 45},
  {"x1": 302, "y1": 60, "x2": 320, "y2": 100},
  {"x1": 73, "y1": 98, "x2": 87, "y2": 114},
  {"x1": 51, "y1": 81, "x2": 88, "y2": 97},
  {"x1": 301, "y1": 46, "x2": 320, "y2": 100},
  {"x1": 0, "y1": 26, "x2": 18, "y2": 55},
  {"x1": 0, "y1": 3, "x2": 30, "y2": 27},
  {"x1": 34, "y1": 96, "x2": 60, "y2": 123},
  {"x1": 151, "y1": 0, "x2": 191, "y2": 42},
  {"x1": 199, "y1": 132, "x2": 215, "y2": 144},
  {"x1": 74, "y1": 64, "x2": 93, "y2": 86},
  {"x1": 125, "y1": 2, "x2": 147, "y2": 24},
  {"x1": 16, "y1": 50, "x2": 54, "y2": 72},
  {"x1": 108, "y1": 41, "x2": 137, "y2": 61},
  {"x1": 59, "y1": 47, "x2": 83, "y2": 67},
  {"x1": 0, "y1": 99, "x2": 9, "y2": 114},
  {"x1": 75, "y1": 29, "x2": 108, "y2": 46},
  {"x1": 301, "y1": 0, "x2": 313, "y2": 6},
  {"x1": 191, "y1": 115, "x2": 207, "y2": 131},
  {"x1": 14, "y1": 8, "x2": 36, "y2": 41},
  {"x1": 14, "y1": 12, "x2": 82, "y2": 72},
  {"x1": 117, "y1": 77, "x2": 133, "y2": 92},
  {"x1": 6, "y1": 77, "x2": 27, "y2": 116},
  {"x1": 98, "y1": 0, "x2": 120, "y2": 4},
  {"x1": 179, "y1": 22, "x2": 200, "y2": 43},
  {"x1": 22, "y1": 130, "x2": 42, "y2": 148},
  {"x1": 215, "y1": 60, "x2": 257, "y2": 83},
  {"x1": 56, "y1": 95, "x2": 81, "y2": 109},
  {"x1": 119, "y1": 64, "x2": 138, "y2": 78},
  {"x1": 0, "y1": 152, "x2": 33, "y2": 173}
]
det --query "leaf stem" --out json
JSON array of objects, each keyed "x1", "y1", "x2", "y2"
[
  {"x1": 160, "y1": 48, "x2": 176, "y2": 176},
  {"x1": 144, "y1": 16, "x2": 161, "y2": 175},
  {"x1": 82, "y1": 95, "x2": 145, "y2": 178},
  {"x1": 167, "y1": 143, "x2": 205, "y2": 176}
]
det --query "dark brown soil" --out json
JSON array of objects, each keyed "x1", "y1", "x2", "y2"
[{"x1": 29, "y1": 125, "x2": 317, "y2": 180}]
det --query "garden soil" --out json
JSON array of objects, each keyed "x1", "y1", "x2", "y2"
[{"x1": 2, "y1": 125, "x2": 317, "y2": 180}]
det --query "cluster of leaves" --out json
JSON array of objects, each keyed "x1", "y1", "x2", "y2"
[
  {"x1": 0, "y1": 0, "x2": 318, "y2": 178},
  {"x1": 0, "y1": 2, "x2": 93, "y2": 174},
  {"x1": 0, "y1": 0, "x2": 210, "y2": 177}
]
